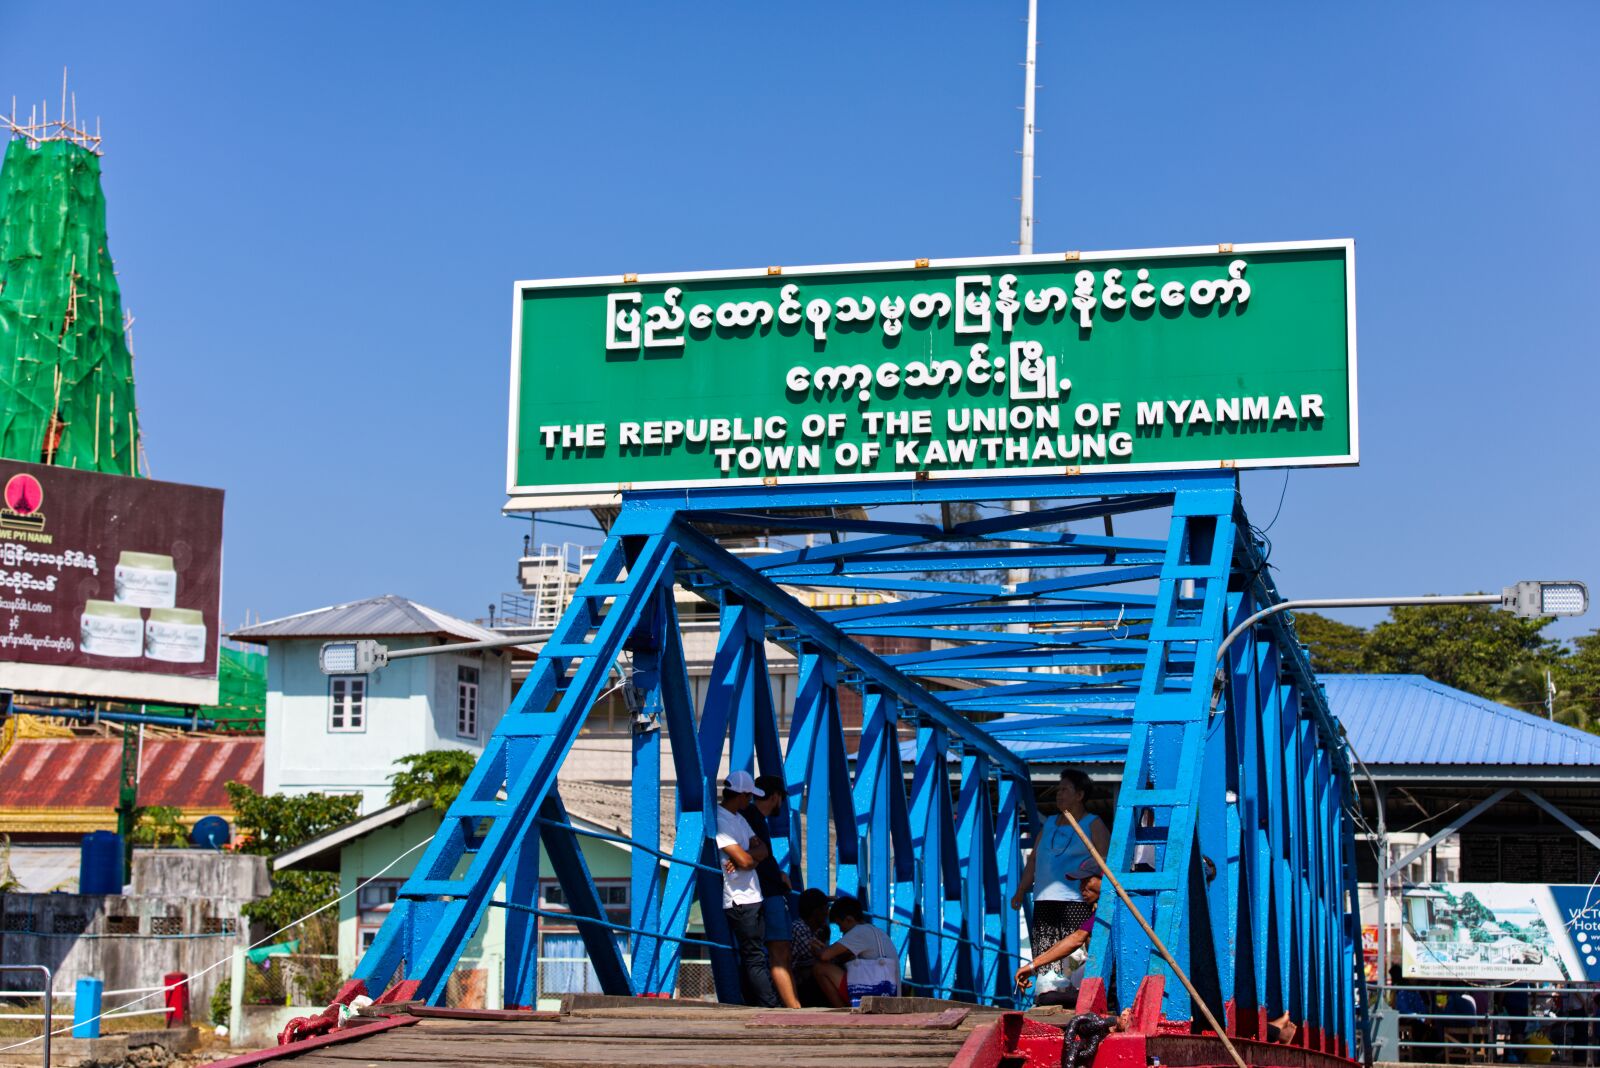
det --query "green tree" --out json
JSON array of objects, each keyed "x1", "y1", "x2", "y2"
[
  {"x1": 1290, "y1": 611, "x2": 1369, "y2": 674},
  {"x1": 0, "y1": 835, "x2": 21, "y2": 893},
  {"x1": 1554, "y1": 629, "x2": 1600, "y2": 733},
  {"x1": 224, "y1": 782, "x2": 361, "y2": 856},
  {"x1": 388, "y1": 750, "x2": 477, "y2": 810},
  {"x1": 1363, "y1": 603, "x2": 1559, "y2": 701},
  {"x1": 130, "y1": 805, "x2": 187, "y2": 847},
  {"x1": 225, "y1": 782, "x2": 361, "y2": 933}
]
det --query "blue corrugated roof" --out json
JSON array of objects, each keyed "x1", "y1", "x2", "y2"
[
  {"x1": 937, "y1": 674, "x2": 1600, "y2": 769},
  {"x1": 1319, "y1": 674, "x2": 1600, "y2": 767}
]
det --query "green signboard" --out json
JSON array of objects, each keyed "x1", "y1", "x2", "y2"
[{"x1": 507, "y1": 240, "x2": 1356, "y2": 506}]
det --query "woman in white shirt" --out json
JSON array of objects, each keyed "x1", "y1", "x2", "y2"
[{"x1": 1009, "y1": 769, "x2": 1111, "y2": 985}]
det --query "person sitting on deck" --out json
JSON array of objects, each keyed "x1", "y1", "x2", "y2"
[
  {"x1": 746, "y1": 774, "x2": 800, "y2": 1008},
  {"x1": 810, "y1": 896, "x2": 900, "y2": 1007},
  {"x1": 788, "y1": 888, "x2": 832, "y2": 1006},
  {"x1": 715, "y1": 771, "x2": 779, "y2": 1008}
]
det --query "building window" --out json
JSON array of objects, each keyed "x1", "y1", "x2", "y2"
[
  {"x1": 457, "y1": 665, "x2": 480, "y2": 739},
  {"x1": 355, "y1": 879, "x2": 403, "y2": 962},
  {"x1": 539, "y1": 879, "x2": 629, "y2": 926},
  {"x1": 357, "y1": 881, "x2": 400, "y2": 912},
  {"x1": 330, "y1": 676, "x2": 366, "y2": 732}
]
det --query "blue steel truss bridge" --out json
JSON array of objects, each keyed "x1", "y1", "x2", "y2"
[{"x1": 342, "y1": 471, "x2": 1364, "y2": 1058}]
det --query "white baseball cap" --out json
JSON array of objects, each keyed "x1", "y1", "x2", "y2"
[{"x1": 723, "y1": 770, "x2": 764, "y2": 797}]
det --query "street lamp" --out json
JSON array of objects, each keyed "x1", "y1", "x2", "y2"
[
  {"x1": 1214, "y1": 579, "x2": 1588, "y2": 664},
  {"x1": 318, "y1": 634, "x2": 539, "y2": 675}
]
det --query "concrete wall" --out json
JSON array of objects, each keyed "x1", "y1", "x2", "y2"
[
  {"x1": 133, "y1": 852, "x2": 271, "y2": 901},
  {"x1": 424, "y1": 648, "x2": 512, "y2": 752},
  {"x1": 234, "y1": 1005, "x2": 303, "y2": 1049},
  {"x1": 264, "y1": 638, "x2": 512, "y2": 812},
  {"x1": 0, "y1": 861, "x2": 265, "y2": 1018}
]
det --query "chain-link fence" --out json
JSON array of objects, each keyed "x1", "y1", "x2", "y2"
[
  {"x1": 241, "y1": 953, "x2": 342, "y2": 1008},
  {"x1": 444, "y1": 959, "x2": 488, "y2": 1009},
  {"x1": 674, "y1": 961, "x2": 715, "y2": 1002},
  {"x1": 532, "y1": 956, "x2": 716, "y2": 1003}
]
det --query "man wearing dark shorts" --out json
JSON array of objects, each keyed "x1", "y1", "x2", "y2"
[{"x1": 745, "y1": 774, "x2": 799, "y2": 1007}]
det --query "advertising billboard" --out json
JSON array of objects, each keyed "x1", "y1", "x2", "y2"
[
  {"x1": 507, "y1": 240, "x2": 1357, "y2": 507},
  {"x1": 0, "y1": 459, "x2": 223, "y2": 706},
  {"x1": 1401, "y1": 882, "x2": 1600, "y2": 982}
]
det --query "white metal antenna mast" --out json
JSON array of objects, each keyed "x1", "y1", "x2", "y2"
[
  {"x1": 1018, "y1": 0, "x2": 1038, "y2": 255},
  {"x1": 1006, "y1": 0, "x2": 1039, "y2": 622}
]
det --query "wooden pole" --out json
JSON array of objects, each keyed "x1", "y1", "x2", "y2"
[{"x1": 1057, "y1": 808, "x2": 1250, "y2": 1068}]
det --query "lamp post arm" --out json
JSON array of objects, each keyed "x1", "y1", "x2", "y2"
[
  {"x1": 1213, "y1": 593, "x2": 1501, "y2": 665},
  {"x1": 385, "y1": 634, "x2": 543, "y2": 660}
]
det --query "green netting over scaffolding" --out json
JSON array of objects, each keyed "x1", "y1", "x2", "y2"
[
  {"x1": 0, "y1": 134, "x2": 141, "y2": 475},
  {"x1": 148, "y1": 647, "x2": 268, "y2": 731}
]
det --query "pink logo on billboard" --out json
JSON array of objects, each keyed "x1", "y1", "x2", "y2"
[
  {"x1": 5, "y1": 473, "x2": 43, "y2": 513},
  {"x1": 1, "y1": 472, "x2": 47, "y2": 532}
]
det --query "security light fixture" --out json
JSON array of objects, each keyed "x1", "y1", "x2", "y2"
[
  {"x1": 319, "y1": 639, "x2": 389, "y2": 675},
  {"x1": 318, "y1": 633, "x2": 540, "y2": 675},
  {"x1": 1502, "y1": 580, "x2": 1589, "y2": 619},
  {"x1": 1216, "y1": 579, "x2": 1589, "y2": 664}
]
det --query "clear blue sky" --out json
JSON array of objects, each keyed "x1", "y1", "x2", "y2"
[{"x1": 3, "y1": 2, "x2": 1595, "y2": 638}]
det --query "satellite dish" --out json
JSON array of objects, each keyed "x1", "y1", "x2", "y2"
[{"x1": 189, "y1": 815, "x2": 232, "y2": 849}]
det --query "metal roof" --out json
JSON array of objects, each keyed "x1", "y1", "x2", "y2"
[
  {"x1": 947, "y1": 674, "x2": 1600, "y2": 772},
  {"x1": 274, "y1": 798, "x2": 430, "y2": 872},
  {"x1": 0, "y1": 736, "x2": 263, "y2": 812},
  {"x1": 274, "y1": 781, "x2": 678, "y2": 872},
  {"x1": 1320, "y1": 673, "x2": 1600, "y2": 768},
  {"x1": 229, "y1": 594, "x2": 503, "y2": 644}
]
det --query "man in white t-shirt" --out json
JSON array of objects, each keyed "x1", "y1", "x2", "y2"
[
  {"x1": 714, "y1": 771, "x2": 779, "y2": 1007},
  {"x1": 811, "y1": 895, "x2": 899, "y2": 1007}
]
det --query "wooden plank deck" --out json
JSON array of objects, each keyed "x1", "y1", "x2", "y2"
[{"x1": 248, "y1": 1001, "x2": 994, "y2": 1068}]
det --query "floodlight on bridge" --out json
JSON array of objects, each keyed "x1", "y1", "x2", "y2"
[{"x1": 1503, "y1": 580, "x2": 1589, "y2": 618}]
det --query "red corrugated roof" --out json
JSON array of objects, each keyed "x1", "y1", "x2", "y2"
[{"x1": 0, "y1": 736, "x2": 263, "y2": 811}]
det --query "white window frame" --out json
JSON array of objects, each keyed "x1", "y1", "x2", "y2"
[
  {"x1": 457, "y1": 664, "x2": 480, "y2": 739},
  {"x1": 329, "y1": 675, "x2": 366, "y2": 732},
  {"x1": 538, "y1": 878, "x2": 629, "y2": 927}
]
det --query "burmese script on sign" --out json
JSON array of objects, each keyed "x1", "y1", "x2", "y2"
[{"x1": 509, "y1": 243, "x2": 1355, "y2": 498}]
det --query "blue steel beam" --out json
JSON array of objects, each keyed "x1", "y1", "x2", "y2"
[
  {"x1": 663, "y1": 519, "x2": 1033, "y2": 785},
  {"x1": 642, "y1": 593, "x2": 725, "y2": 997},
  {"x1": 352, "y1": 518, "x2": 679, "y2": 1004},
  {"x1": 759, "y1": 547, "x2": 1170, "y2": 578},
  {"x1": 353, "y1": 469, "x2": 1359, "y2": 1045}
]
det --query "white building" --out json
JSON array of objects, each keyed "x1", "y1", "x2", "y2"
[{"x1": 232, "y1": 595, "x2": 518, "y2": 812}]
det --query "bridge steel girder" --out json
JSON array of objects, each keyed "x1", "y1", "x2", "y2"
[{"x1": 344, "y1": 471, "x2": 1361, "y2": 1056}]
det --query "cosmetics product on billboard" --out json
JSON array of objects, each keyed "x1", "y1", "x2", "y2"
[
  {"x1": 115, "y1": 551, "x2": 177, "y2": 608},
  {"x1": 144, "y1": 608, "x2": 207, "y2": 663},
  {"x1": 81, "y1": 600, "x2": 144, "y2": 657}
]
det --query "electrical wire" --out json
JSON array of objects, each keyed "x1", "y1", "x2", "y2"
[
  {"x1": 0, "y1": 836, "x2": 433, "y2": 1054},
  {"x1": 1260, "y1": 469, "x2": 1291, "y2": 533},
  {"x1": 0, "y1": 677, "x2": 644, "y2": 1053}
]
